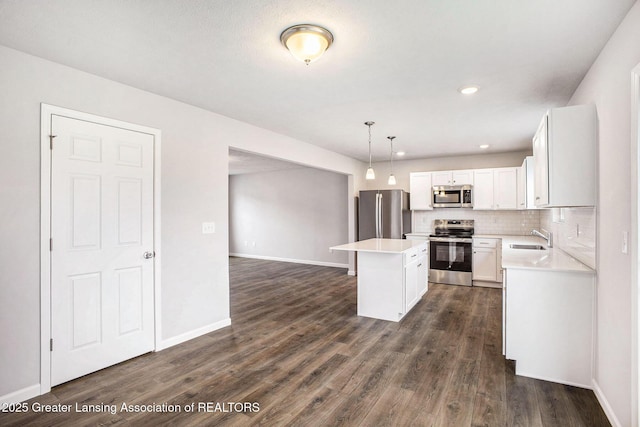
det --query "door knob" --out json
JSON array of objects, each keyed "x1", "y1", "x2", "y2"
[{"x1": 143, "y1": 251, "x2": 155, "y2": 259}]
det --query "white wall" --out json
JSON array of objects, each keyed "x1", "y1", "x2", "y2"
[
  {"x1": 565, "y1": 2, "x2": 640, "y2": 426},
  {"x1": 229, "y1": 168, "x2": 349, "y2": 267},
  {"x1": 0, "y1": 45, "x2": 363, "y2": 401},
  {"x1": 363, "y1": 150, "x2": 531, "y2": 191}
]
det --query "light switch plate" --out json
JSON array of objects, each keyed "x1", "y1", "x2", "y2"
[
  {"x1": 622, "y1": 231, "x2": 628, "y2": 254},
  {"x1": 202, "y1": 222, "x2": 216, "y2": 234}
]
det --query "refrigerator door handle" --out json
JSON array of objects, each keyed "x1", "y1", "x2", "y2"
[
  {"x1": 375, "y1": 193, "x2": 380, "y2": 238},
  {"x1": 378, "y1": 193, "x2": 383, "y2": 238}
]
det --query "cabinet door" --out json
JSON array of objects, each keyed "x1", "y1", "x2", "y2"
[
  {"x1": 418, "y1": 249, "x2": 428, "y2": 295},
  {"x1": 473, "y1": 169, "x2": 494, "y2": 210},
  {"x1": 409, "y1": 172, "x2": 432, "y2": 210},
  {"x1": 431, "y1": 171, "x2": 452, "y2": 186},
  {"x1": 517, "y1": 163, "x2": 526, "y2": 210},
  {"x1": 473, "y1": 247, "x2": 497, "y2": 281},
  {"x1": 404, "y1": 259, "x2": 420, "y2": 312},
  {"x1": 452, "y1": 170, "x2": 474, "y2": 185},
  {"x1": 533, "y1": 115, "x2": 549, "y2": 206},
  {"x1": 493, "y1": 168, "x2": 518, "y2": 209}
]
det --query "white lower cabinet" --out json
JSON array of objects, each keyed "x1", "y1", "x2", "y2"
[
  {"x1": 504, "y1": 268, "x2": 594, "y2": 387},
  {"x1": 405, "y1": 235, "x2": 429, "y2": 295},
  {"x1": 404, "y1": 244, "x2": 428, "y2": 312},
  {"x1": 355, "y1": 242, "x2": 428, "y2": 322},
  {"x1": 472, "y1": 238, "x2": 502, "y2": 287}
]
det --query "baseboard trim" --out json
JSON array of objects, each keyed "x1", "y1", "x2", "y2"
[
  {"x1": 0, "y1": 384, "x2": 40, "y2": 405},
  {"x1": 157, "y1": 318, "x2": 231, "y2": 351},
  {"x1": 592, "y1": 379, "x2": 622, "y2": 427},
  {"x1": 514, "y1": 370, "x2": 592, "y2": 390},
  {"x1": 230, "y1": 253, "x2": 349, "y2": 269}
]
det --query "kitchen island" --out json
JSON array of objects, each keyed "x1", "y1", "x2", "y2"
[{"x1": 330, "y1": 238, "x2": 428, "y2": 322}]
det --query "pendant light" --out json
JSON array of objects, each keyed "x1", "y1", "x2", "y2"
[
  {"x1": 387, "y1": 136, "x2": 396, "y2": 185},
  {"x1": 365, "y1": 121, "x2": 375, "y2": 180}
]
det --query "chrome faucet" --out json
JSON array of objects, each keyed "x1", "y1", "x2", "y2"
[{"x1": 531, "y1": 228, "x2": 553, "y2": 248}]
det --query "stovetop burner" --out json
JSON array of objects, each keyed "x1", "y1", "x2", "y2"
[{"x1": 431, "y1": 219, "x2": 474, "y2": 237}]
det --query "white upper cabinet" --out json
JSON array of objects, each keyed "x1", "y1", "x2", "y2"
[
  {"x1": 473, "y1": 167, "x2": 518, "y2": 210},
  {"x1": 517, "y1": 162, "x2": 526, "y2": 210},
  {"x1": 473, "y1": 169, "x2": 494, "y2": 210},
  {"x1": 517, "y1": 156, "x2": 536, "y2": 210},
  {"x1": 533, "y1": 105, "x2": 596, "y2": 207},
  {"x1": 409, "y1": 172, "x2": 433, "y2": 210},
  {"x1": 432, "y1": 170, "x2": 474, "y2": 186},
  {"x1": 493, "y1": 168, "x2": 518, "y2": 209}
]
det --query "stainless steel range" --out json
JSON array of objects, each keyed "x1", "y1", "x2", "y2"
[{"x1": 429, "y1": 219, "x2": 474, "y2": 286}]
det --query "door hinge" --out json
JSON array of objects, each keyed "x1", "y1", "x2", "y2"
[
  {"x1": 50, "y1": 238, "x2": 53, "y2": 251},
  {"x1": 49, "y1": 134, "x2": 57, "y2": 150},
  {"x1": 50, "y1": 339, "x2": 53, "y2": 352}
]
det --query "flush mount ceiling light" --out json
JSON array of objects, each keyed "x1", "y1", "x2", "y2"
[
  {"x1": 479, "y1": 144, "x2": 490, "y2": 149},
  {"x1": 459, "y1": 85, "x2": 479, "y2": 95},
  {"x1": 365, "y1": 121, "x2": 375, "y2": 180},
  {"x1": 280, "y1": 24, "x2": 334, "y2": 65},
  {"x1": 387, "y1": 136, "x2": 397, "y2": 185}
]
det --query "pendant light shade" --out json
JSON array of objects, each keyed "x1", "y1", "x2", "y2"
[
  {"x1": 387, "y1": 136, "x2": 396, "y2": 185},
  {"x1": 365, "y1": 121, "x2": 375, "y2": 180},
  {"x1": 366, "y1": 167, "x2": 376, "y2": 180},
  {"x1": 280, "y1": 24, "x2": 333, "y2": 65}
]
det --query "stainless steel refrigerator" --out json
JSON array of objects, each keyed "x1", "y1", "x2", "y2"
[{"x1": 358, "y1": 190, "x2": 411, "y2": 240}]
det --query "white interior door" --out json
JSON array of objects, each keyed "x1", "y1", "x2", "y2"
[{"x1": 50, "y1": 115, "x2": 155, "y2": 386}]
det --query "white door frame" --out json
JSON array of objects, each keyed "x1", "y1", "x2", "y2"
[
  {"x1": 39, "y1": 104, "x2": 162, "y2": 394},
  {"x1": 631, "y1": 64, "x2": 640, "y2": 427}
]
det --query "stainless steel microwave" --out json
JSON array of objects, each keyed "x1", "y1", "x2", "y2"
[{"x1": 432, "y1": 185, "x2": 473, "y2": 208}]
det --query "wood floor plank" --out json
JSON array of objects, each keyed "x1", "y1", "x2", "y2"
[{"x1": 0, "y1": 257, "x2": 611, "y2": 427}]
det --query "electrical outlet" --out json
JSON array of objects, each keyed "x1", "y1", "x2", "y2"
[
  {"x1": 202, "y1": 222, "x2": 215, "y2": 234},
  {"x1": 622, "y1": 231, "x2": 628, "y2": 254}
]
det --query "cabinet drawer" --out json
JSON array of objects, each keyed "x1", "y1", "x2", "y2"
[
  {"x1": 473, "y1": 238, "x2": 498, "y2": 248},
  {"x1": 404, "y1": 245, "x2": 425, "y2": 265}
]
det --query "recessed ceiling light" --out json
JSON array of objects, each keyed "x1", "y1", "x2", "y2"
[
  {"x1": 459, "y1": 86, "x2": 479, "y2": 95},
  {"x1": 479, "y1": 144, "x2": 490, "y2": 149},
  {"x1": 396, "y1": 151, "x2": 405, "y2": 156}
]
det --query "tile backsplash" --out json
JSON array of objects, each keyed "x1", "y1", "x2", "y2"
[
  {"x1": 540, "y1": 207, "x2": 596, "y2": 269},
  {"x1": 413, "y1": 209, "x2": 541, "y2": 235}
]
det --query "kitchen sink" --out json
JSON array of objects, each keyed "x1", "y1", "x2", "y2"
[{"x1": 509, "y1": 244, "x2": 547, "y2": 250}]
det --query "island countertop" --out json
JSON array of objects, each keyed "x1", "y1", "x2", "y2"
[{"x1": 330, "y1": 238, "x2": 425, "y2": 254}]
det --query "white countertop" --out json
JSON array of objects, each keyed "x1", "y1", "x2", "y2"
[
  {"x1": 353, "y1": 233, "x2": 594, "y2": 273},
  {"x1": 498, "y1": 235, "x2": 594, "y2": 273},
  {"x1": 330, "y1": 238, "x2": 426, "y2": 254}
]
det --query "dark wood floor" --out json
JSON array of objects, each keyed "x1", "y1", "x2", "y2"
[{"x1": 2, "y1": 257, "x2": 610, "y2": 426}]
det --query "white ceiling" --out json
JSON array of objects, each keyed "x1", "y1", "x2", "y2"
[{"x1": 0, "y1": 0, "x2": 635, "y2": 162}]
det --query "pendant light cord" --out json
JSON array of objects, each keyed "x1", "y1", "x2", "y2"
[{"x1": 365, "y1": 121, "x2": 375, "y2": 168}]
